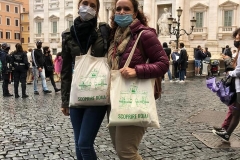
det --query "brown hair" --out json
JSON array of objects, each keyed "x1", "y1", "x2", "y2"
[
  {"x1": 15, "y1": 43, "x2": 23, "y2": 53},
  {"x1": 78, "y1": 0, "x2": 100, "y2": 16},
  {"x1": 110, "y1": 0, "x2": 148, "y2": 39}
]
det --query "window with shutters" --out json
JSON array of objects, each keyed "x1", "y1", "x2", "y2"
[
  {"x1": 6, "y1": 31, "x2": 11, "y2": 39},
  {"x1": 196, "y1": 12, "x2": 203, "y2": 28},
  {"x1": 15, "y1": 7, "x2": 18, "y2": 13},
  {"x1": 15, "y1": 33, "x2": 20, "y2": 40},
  {"x1": 37, "y1": 22, "x2": 42, "y2": 34},
  {"x1": 68, "y1": 20, "x2": 73, "y2": 28},
  {"x1": 52, "y1": 21, "x2": 57, "y2": 33},
  {"x1": 224, "y1": 10, "x2": 233, "y2": 27},
  {"x1": 0, "y1": 31, "x2": 3, "y2": 39},
  {"x1": 6, "y1": 5, "x2": 9, "y2": 12},
  {"x1": 15, "y1": 19, "x2": 19, "y2": 26},
  {"x1": 6, "y1": 18, "x2": 10, "y2": 25}
]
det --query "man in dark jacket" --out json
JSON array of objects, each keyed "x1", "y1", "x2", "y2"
[
  {"x1": 178, "y1": 43, "x2": 188, "y2": 82},
  {"x1": 195, "y1": 45, "x2": 206, "y2": 76},
  {"x1": 0, "y1": 43, "x2": 13, "y2": 97},
  {"x1": 224, "y1": 45, "x2": 232, "y2": 58},
  {"x1": 32, "y1": 41, "x2": 52, "y2": 95}
]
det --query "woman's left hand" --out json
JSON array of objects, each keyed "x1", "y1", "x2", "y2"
[{"x1": 120, "y1": 67, "x2": 137, "y2": 78}]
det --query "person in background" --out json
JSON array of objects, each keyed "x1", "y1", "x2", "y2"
[
  {"x1": 205, "y1": 47, "x2": 211, "y2": 58},
  {"x1": 213, "y1": 28, "x2": 240, "y2": 142},
  {"x1": 195, "y1": 45, "x2": 206, "y2": 76},
  {"x1": 42, "y1": 46, "x2": 61, "y2": 93},
  {"x1": 107, "y1": 0, "x2": 169, "y2": 159},
  {"x1": 54, "y1": 52, "x2": 63, "y2": 82},
  {"x1": 32, "y1": 41, "x2": 52, "y2": 95},
  {"x1": 162, "y1": 42, "x2": 172, "y2": 83},
  {"x1": 171, "y1": 49, "x2": 180, "y2": 81},
  {"x1": 0, "y1": 43, "x2": 13, "y2": 97},
  {"x1": 26, "y1": 48, "x2": 33, "y2": 84},
  {"x1": 11, "y1": 43, "x2": 29, "y2": 98},
  {"x1": 178, "y1": 43, "x2": 188, "y2": 83}
]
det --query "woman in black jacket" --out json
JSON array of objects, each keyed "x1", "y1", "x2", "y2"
[
  {"x1": 162, "y1": 42, "x2": 173, "y2": 82},
  {"x1": 43, "y1": 46, "x2": 60, "y2": 93}
]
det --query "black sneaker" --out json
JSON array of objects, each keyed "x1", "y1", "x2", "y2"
[
  {"x1": 34, "y1": 91, "x2": 39, "y2": 95},
  {"x1": 213, "y1": 130, "x2": 230, "y2": 142},
  {"x1": 54, "y1": 88, "x2": 61, "y2": 93},
  {"x1": 213, "y1": 126, "x2": 226, "y2": 132},
  {"x1": 3, "y1": 93, "x2": 13, "y2": 97},
  {"x1": 15, "y1": 95, "x2": 20, "y2": 98},
  {"x1": 22, "y1": 94, "x2": 29, "y2": 98},
  {"x1": 43, "y1": 90, "x2": 52, "y2": 94}
]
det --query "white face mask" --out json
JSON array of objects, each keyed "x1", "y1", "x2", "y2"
[{"x1": 78, "y1": 5, "x2": 96, "y2": 21}]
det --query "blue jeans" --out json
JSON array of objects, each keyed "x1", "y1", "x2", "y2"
[
  {"x1": 70, "y1": 106, "x2": 107, "y2": 160},
  {"x1": 33, "y1": 66, "x2": 48, "y2": 91},
  {"x1": 163, "y1": 69, "x2": 172, "y2": 80},
  {"x1": 179, "y1": 70, "x2": 185, "y2": 81}
]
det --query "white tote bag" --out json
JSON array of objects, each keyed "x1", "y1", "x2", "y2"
[
  {"x1": 69, "y1": 46, "x2": 110, "y2": 106},
  {"x1": 108, "y1": 31, "x2": 160, "y2": 128}
]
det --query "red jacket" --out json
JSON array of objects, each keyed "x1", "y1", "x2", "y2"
[{"x1": 119, "y1": 20, "x2": 169, "y2": 79}]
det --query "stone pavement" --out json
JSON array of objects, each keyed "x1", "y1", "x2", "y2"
[{"x1": 0, "y1": 77, "x2": 240, "y2": 160}]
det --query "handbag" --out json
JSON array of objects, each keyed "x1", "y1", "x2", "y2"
[
  {"x1": 108, "y1": 31, "x2": 160, "y2": 128},
  {"x1": 206, "y1": 76, "x2": 236, "y2": 106},
  {"x1": 69, "y1": 46, "x2": 110, "y2": 106}
]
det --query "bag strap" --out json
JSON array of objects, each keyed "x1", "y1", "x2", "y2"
[
  {"x1": 124, "y1": 31, "x2": 144, "y2": 67},
  {"x1": 99, "y1": 23, "x2": 109, "y2": 54}
]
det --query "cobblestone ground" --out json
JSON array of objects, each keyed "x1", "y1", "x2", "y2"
[{"x1": 0, "y1": 77, "x2": 240, "y2": 160}]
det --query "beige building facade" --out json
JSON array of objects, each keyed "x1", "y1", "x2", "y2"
[
  {"x1": 19, "y1": 0, "x2": 29, "y2": 51},
  {"x1": 28, "y1": 0, "x2": 240, "y2": 58},
  {"x1": 0, "y1": 0, "x2": 23, "y2": 52}
]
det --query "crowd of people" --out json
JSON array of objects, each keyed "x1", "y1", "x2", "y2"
[
  {"x1": 162, "y1": 42, "x2": 189, "y2": 83},
  {"x1": 0, "y1": 42, "x2": 62, "y2": 98}
]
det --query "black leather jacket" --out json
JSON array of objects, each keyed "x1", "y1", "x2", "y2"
[{"x1": 61, "y1": 24, "x2": 110, "y2": 108}]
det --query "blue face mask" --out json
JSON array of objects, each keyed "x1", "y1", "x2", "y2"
[{"x1": 114, "y1": 14, "x2": 133, "y2": 28}]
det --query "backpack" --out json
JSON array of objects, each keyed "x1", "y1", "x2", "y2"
[{"x1": 99, "y1": 22, "x2": 110, "y2": 54}]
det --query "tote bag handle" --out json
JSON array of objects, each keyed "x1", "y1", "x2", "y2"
[{"x1": 124, "y1": 31, "x2": 144, "y2": 68}]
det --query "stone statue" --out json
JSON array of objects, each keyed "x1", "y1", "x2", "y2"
[{"x1": 157, "y1": 8, "x2": 171, "y2": 36}]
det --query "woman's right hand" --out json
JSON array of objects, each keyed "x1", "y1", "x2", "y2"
[{"x1": 61, "y1": 107, "x2": 70, "y2": 116}]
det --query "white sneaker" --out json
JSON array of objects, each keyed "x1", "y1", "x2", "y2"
[
  {"x1": 184, "y1": 76, "x2": 186, "y2": 79},
  {"x1": 162, "y1": 80, "x2": 165, "y2": 83},
  {"x1": 179, "y1": 80, "x2": 185, "y2": 83},
  {"x1": 175, "y1": 80, "x2": 180, "y2": 82},
  {"x1": 170, "y1": 80, "x2": 173, "y2": 83}
]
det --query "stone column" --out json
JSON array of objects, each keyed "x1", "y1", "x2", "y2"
[
  {"x1": 43, "y1": 0, "x2": 49, "y2": 43},
  {"x1": 29, "y1": 0, "x2": 34, "y2": 44},
  {"x1": 73, "y1": 0, "x2": 79, "y2": 19},
  {"x1": 206, "y1": 0, "x2": 218, "y2": 58},
  {"x1": 143, "y1": 0, "x2": 153, "y2": 27}
]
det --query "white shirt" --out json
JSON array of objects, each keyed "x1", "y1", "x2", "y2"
[{"x1": 27, "y1": 52, "x2": 33, "y2": 68}]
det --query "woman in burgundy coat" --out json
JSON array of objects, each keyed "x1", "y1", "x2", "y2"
[{"x1": 107, "y1": 0, "x2": 169, "y2": 159}]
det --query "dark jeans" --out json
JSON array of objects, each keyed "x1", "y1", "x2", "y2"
[
  {"x1": 70, "y1": 106, "x2": 107, "y2": 160},
  {"x1": 179, "y1": 69, "x2": 185, "y2": 81},
  {"x1": 14, "y1": 66, "x2": 27, "y2": 95},
  {"x1": 2, "y1": 73, "x2": 10, "y2": 95},
  {"x1": 173, "y1": 62, "x2": 179, "y2": 79}
]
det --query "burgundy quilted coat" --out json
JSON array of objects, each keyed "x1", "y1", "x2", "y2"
[{"x1": 119, "y1": 20, "x2": 169, "y2": 79}]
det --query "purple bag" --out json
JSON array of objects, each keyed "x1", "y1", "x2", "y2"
[
  {"x1": 206, "y1": 77, "x2": 219, "y2": 92},
  {"x1": 206, "y1": 77, "x2": 236, "y2": 106}
]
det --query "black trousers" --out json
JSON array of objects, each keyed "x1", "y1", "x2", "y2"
[
  {"x1": 2, "y1": 73, "x2": 10, "y2": 95},
  {"x1": 14, "y1": 66, "x2": 27, "y2": 95}
]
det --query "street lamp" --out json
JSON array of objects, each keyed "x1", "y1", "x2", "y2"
[{"x1": 168, "y1": 7, "x2": 197, "y2": 49}]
